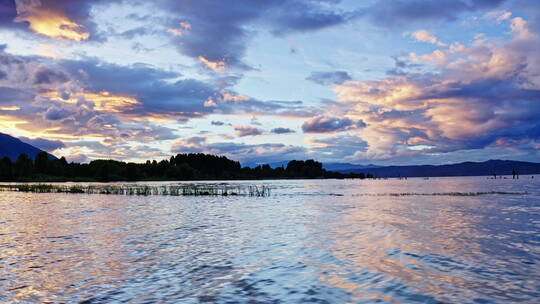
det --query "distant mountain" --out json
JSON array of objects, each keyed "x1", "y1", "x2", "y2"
[
  {"x1": 341, "y1": 160, "x2": 540, "y2": 178},
  {"x1": 323, "y1": 162, "x2": 380, "y2": 172},
  {"x1": 0, "y1": 133, "x2": 56, "y2": 160},
  {"x1": 243, "y1": 160, "x2": 380, "y2": 171},
  {"x1": 243, "y1": 161, "x2": 289, "y2": 168}
]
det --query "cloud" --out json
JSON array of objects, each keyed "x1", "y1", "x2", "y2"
[
  {"x1": 43, "y1": 107, "x2": 73, "y2": 121},
  {"x1": 171, "y1": 136, "x2": 306, "y2": 164},
  {"x1": 1, "y1": 0, "x2": 356, "y2": 76},
  {"x1": 409, "y1": 30, "x2": 446, "y2": 46},
  {"x1": 0, "y1": 46, "x2": 317, "y2": 160},
  {"x1": 66, "y1": 153, "x2": 88, "y2": 163},
  {"x1": 19, "y1": 136, "x2": 65, "y2": 152},
  {"x1": 302, "y1": 116, "x2": 366, "y2": 133},
  {"x1": 332, "y1": 16, "x2": 540, "y2": 160},
  {"x1": 55, "y1": 140, "x2": 172, "y2": 162},
  {"x1": 4, "y1": 53, "x2": 305, "y2": 119},
  {"x1": 198, "y1": 56, "x2": 227, "y2": 72},
  {"x1": 306, "y1": 71, "x2": 352, "y2": 85},
  {"x1": 0, "y1": 1, "x2": 18, "y2": 27},
  {"x1": 211, "y1": 120, "x2": 225, "y2": 126},
  {"x1": 2, "y1": 0, "x2": 536, "y2": 165},
  {"x1": 162, "y1": 0, "x2": 356, "y2": 70},
  {"x1": 13, "y1": 0, "x2": 89, "y2": 41},
  {"x1": 484, "y1": 10, "x2": 512, "y2": 23},
  {"x1": 271, "y1": 127, "x2": 295, "y2": 134},
  {"x1": 366, "y1": 0, "x2": 507, "y2": 27},
  {"x1": 1, "y1": 0, "x2": 122, "y2": 41},
  {"x1": 59, "y1": 59, "x2": 310, "y2": 118},
  {"x1": 263, "y1": 1, "x2": 357, "y2": 36},
  {"x1": 234, "y1": 126, "x2": 263, "y2": 137},
  {"x1": 33, "y1": 67, "x2": 69, "y2": 85},
  {"x1": 308, "y1": 135, "x2": 369, "y2": 161},
  {"x1": 0, "y1": 49, "x2": 187, "y2": 153},
  {"x1": 202, "y1": 90, "x2": 318, "y2": 117},
  {"x1": 250, "y1": 117, "x2": 262, "y2": 126}
]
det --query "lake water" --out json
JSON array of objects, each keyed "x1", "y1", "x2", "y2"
[{"x1": 1, "y1": 177, "x2": 539, "y2": 303}]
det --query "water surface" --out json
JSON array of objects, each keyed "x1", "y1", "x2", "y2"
[{"x1": 1, "y1": 177, "x2": 539, "y2": 303}]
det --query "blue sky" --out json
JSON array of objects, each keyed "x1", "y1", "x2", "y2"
[{"x1": 0, "y1": 0, "x2": 539, "y2": 165}]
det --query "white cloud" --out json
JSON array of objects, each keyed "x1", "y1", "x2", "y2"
[{"x1": 409, "y1": 30, "x2": 446, "y2": 47}]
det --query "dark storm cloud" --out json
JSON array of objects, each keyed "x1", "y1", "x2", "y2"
[
  {"x1": 302, "y1": 116, "x2": 366, "y2": 133},
  {"x1": 365, "y1": 0, "x2": 507, "y2": 27},
  {"x1": 19, "y1": 136, "x2": 65, "y2": 152},
  {"x1": 306, "y1": 71, "x2": 352, "y2": 86}
]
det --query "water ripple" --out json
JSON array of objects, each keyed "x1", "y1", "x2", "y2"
[{"x1": 0, "y1": 177, "x2": 539, "y2": 303}]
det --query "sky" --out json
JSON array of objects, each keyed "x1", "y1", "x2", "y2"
[{"x1": 0, "y1": 0, "x2": 539, "y2": 165}]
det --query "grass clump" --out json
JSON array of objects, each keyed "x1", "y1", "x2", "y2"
[
  {"x1": 0, "y1": 183, "x2": 271, "y2": 197},
  {"x1": 352, "y1": 191, "x2": 527, "y2": 197}
]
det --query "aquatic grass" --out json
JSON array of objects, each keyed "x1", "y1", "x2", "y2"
[
  {"x1": 0, "y1": 184, "x2": 522, "y2": 197},
  {"x1": 0, "y1": 183, "x2": 271, "y2": 197},
  {"x1": 352, "y1": 191, "x2": 528, "y2": 197}
]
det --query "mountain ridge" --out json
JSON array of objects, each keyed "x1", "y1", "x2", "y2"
[
  {"x1": 342, "y1": 159, "x2": 540, "y2": 178},
  {"x1": 2, "y1": 132, "x2": 539, "y2": 178},
  {"x1": 0, "y1": 133, "x2": 56, "y2": 160},
  {"x1": 243, "y1": 161, "x2": 380, "y2": 171}
]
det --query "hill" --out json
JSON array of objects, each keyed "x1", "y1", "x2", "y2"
[
  {"x1": 343, "y1": 160, "x2": 540, "y2": 178},
  {"x1": 243, "y1": 161, "x2": 380, "y2": 172},
  {"x1": 323, "y1": 162, "x2": 380, "y2": 172},
  {"x1": 0, "y1": 133, "x2": 55, "y2": 160}
]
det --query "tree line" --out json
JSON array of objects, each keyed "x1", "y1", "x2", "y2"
[{"x1": 0, "y1": 152, "x2": 373, "y2": 182}]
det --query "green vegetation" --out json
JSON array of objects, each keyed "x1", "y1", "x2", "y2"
[
  {"x1": 0, "y1": 183, "x2": 271, "y2": 197},
  {"x1": 0, "y1": 152, "x2": 373, "y2": 182}
]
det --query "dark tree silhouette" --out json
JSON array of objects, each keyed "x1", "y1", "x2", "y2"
[
  {"x1": 0, "y1": 153, "x2": 371, "y2": 182},
  {"x1": 14, "y1": 153, "x2": 33, "y2": 178},
  {"x1": 0, "y1": 157, "x2": 13, "y2": 180}
]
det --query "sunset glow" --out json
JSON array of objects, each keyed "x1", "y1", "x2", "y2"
[
  {"x1": 40, "y1": 91, "x2": 140, "y2": 113},
  {"x1": 0, "y1": 0, "x2": 538, "y2": 164},
  {"x1": 14, "y1": 2, "x2": 89, "y2": 41}
]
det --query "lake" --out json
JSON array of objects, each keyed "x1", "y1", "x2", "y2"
[{"x1": 1, "y1": 177, "x2": 539, "y2": 303}]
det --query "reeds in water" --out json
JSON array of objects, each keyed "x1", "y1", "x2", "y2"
[
  {"x1": 0, "y1": 184, "x2": 271, "y2": 197},
  {"x1": 352, "y1": 191, "x2": 527, "y2": 197}
]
